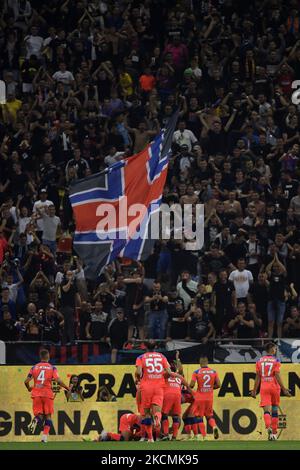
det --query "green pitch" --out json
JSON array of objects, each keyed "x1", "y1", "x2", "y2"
[{"x1": 1, "y1": 441, "x2": 300, "y2": 450}]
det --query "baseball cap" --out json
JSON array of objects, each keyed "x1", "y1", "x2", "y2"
[
  {"x1": 40, "y1": 188, "x2": 47, "y2": 193},
  {"x1": 184, "y1": 68, "x2": 193, "y2": 77}
]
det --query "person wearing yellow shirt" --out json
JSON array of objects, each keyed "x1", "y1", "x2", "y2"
[
  {"x1": 2, "y1": 92, "x2": 22, "y2": 123},
  {"x1": 118, "y1": 70, "x2": 133, "y2": 98}
]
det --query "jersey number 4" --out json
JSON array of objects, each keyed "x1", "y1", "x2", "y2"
[{"x1": 37, "y1": 370, "x2": 46, "y2": 384}]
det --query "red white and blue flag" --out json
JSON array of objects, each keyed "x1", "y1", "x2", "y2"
[{"x1": 69, "y1": 112, "x2": 178, "y2": 279}]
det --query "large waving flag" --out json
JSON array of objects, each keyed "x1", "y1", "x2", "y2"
[{"x1": 69, "y1": 111, "x2": 178, "y2": 279}]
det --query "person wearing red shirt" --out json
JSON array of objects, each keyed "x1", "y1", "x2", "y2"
[
  {"x1": 0, "y1": 228, "x2": 8, "y2": 264},
  {"x1": 24, "y1": 349, "x2": 70, "y2": 442},
  {"x1": 84, "y1": 413, "x2": 142, "y2": 442},
  {"x1": 251, "y1": 342, "x2": 291, "y2": 440},
  {"x1": 139, "y1": 68, "x2": 156, "y2": 93},
  {"x1": 189, "y1": 356, "x2": 221, "y2": 440},
  {"x1": 161, "y1": 355, "x2": 192, "y2": 441},
  {"x1": 135, "y1": 341, "x2": 174, "y2": 442}
]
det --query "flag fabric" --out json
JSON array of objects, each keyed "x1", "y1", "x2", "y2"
[{"x1": 69, "y1": 111, "x2": 179, "y2": 279}]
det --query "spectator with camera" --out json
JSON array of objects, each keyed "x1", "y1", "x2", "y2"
[
  {"x1": 65, "y1": 375, "x2": 84, "y2": 402},
  {"x1": 29, "y1": 270, "x2": 51, "y2": 309},
  {"x1": 228, "y1": 301, "x2": 256, "y2": 339},
  {"x1": 185, "y1": 304, "x2": 215, "y2": 343},
  {"x1": 60, "y1": 270, "x2": 81, "y2": 345},
  {"x1": 145, "y1": 281, "x2": 169, "y2": 339},
  {"x1": 41, "y1": 305, "x2": 64, "y2": 343},
  {"x1": 24, "y1": 305, "x2": 42, "y2": 341}
]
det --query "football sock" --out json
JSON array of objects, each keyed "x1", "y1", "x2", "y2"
[
  {"x1": 208, "y1": 416, "x2": 216, "y2": 428},
  {"x1": 43, "y1": 418, "x2": 52, "y2": 436},
  {"x1": 142, "y1": 418, "x2": 153, "y2": 440},
  {"x1": 196, "y1": 417, "x2": 206, "y2": 436},
  {"x1": 192, "y1": 416, "x2": 199, "y2": 436},
  {"x1": 172, "y1": 417, "x2": 180, "y2": 438},
  {"x1": 162, "y1": 415, "x2": 169, "y2": 435},
  {"x1": 140, "y1": 423, "x2": 146, "y2": 437},
  {"x1": 199, "y1": 422, "x2": 206, "y2": 437},
  {"x1": 272, "y1": 408, "x2": 279, "y2": 434},
  {"x1": 183, "y1": 417, "x2": 193, "y2": 434},
  {"x1": 264, "y1": 411, "x2": 272, "y2": 429}
]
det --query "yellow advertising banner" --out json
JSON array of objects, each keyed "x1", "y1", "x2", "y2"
[{"x1": 0, "y1": 364, "x2": 300, "y2": 441}]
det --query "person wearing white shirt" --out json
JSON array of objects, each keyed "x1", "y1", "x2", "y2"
[
  {"x1": 24, "y1": 25, "x2": 43, "y2": 58},
  {"x1": 176, "y1": 270, "x2": 198, "y2": 309},
  {"x1": 16, "y1": 205, "x2": 33, "y2": 245},
  {"x1": 229, "y1": 258, "x2": 253, "y2": 301},
  {"x1": 40, "y1": 205, "x2": 61, "y2": 255},
  {"x1": 32, "y1": 189, "x2": 53, "y2": 234},
  {"x1": 2, "y1": 269, "x2": 24, "y2": 303},
  {"x1": 173, "y1": 121, "x2": 197, "y2": 152},
  {"x1": 104, "y1": 147, "x2": 125, "y2": 166},
  {"x1": 52, "y1": 62, "x2": 75, "y2": 91}
]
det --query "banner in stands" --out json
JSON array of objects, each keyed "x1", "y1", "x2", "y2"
[
  {"x1": 4, "y1": 342, "x2": 213, "y2": 365},
  {"x1": 0, "y1": 364, "x2": 299, "y2": 441},
  {"x1": 213, "y1": 339, "x2": 300, "y2": 363},
  {"x1": 4, "y1": 339, "x2": 300, "y2": 365}
]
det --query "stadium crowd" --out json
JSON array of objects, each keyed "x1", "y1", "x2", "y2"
[{"x1": 1, "y1": 0, "x2": 300, "y2": 357}]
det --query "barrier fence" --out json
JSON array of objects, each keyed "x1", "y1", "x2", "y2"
[{"x1": 1, "y1": 338, "x2": 300, "y2": 364}]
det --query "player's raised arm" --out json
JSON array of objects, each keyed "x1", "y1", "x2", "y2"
[
  {"x1": 57, "y1": 377, "x2": 72, "y2": 391},
  {"x1": 274, "y1": 372, "x2": 292, "y2": 397},
  {"x1": 175, "y1": 350, "x2": 184, "y2": 376}
]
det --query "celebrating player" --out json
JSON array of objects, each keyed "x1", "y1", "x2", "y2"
[
  {"x1": 250, "y1": 342, "x2": 291, "y2": 440},
  {"x1": 135, "y1": 340, "x2": 175, "y2": 442},
  {"x1": 161, "y1": 352, "x2": 193, "y2": 441},
  {"x1": 188, "y1": 355, "x2": 220, "y2": 440},
  {"x1": 24, "y1": 349, "x2": 70, "y2": 442},
  {"x1": 87, "y1": 413, "x2": 142, "y2": 442}
]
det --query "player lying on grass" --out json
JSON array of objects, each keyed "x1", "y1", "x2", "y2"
[
  {"x1": 250, "y1": 341, "x2": 291, "y2": 440},
  {"x1": 183, "y1": 355, "x2": 220, "y2": 441},
  {"x1": 161, "y1": 352, "x2": 194, "y2": 441},
  {"x1": 24, "y1": 349, "x2": 70, "y2": 443},
  {"x1": 84, "y1": 413, "x2": 143, "y2": 442}
]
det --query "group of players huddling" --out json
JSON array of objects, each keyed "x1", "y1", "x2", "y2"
[{"x1": 24, "y1": 341, "x2": 291, "y2": 443}]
